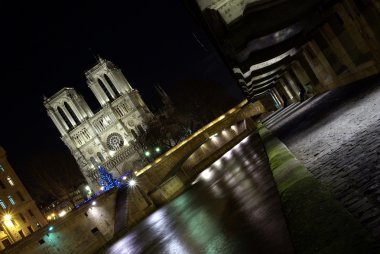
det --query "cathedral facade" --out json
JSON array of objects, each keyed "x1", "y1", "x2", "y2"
[{"x1": 44, "y1": 58, "x2": 153, "y2": 190}]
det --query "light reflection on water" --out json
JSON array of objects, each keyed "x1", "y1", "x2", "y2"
[{"x1": 104, "y1": 134, "x2": 294, "y2": 254}]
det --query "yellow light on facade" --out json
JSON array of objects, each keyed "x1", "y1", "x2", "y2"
[{"x1": 47, "y1": 216, "x2": 52, "y2": 220}]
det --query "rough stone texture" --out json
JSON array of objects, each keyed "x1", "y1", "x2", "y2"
[
  {"x1": 265, "y1": 76, "x2": 380, "y2": 241},
  {"x1": 258, "y1": 125, "x2": 377, "y2": 254}
]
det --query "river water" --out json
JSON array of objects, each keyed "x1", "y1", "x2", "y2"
[{"x1": 103, "y1": 134, "x2": 293, "y2": 254}]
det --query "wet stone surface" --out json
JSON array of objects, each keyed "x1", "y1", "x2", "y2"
[
  {"x1": 102, "y1": 133, "x2": 294, "y2": 254},
  {"x1": 267, "y1": 77, "x2": 380, "y2": 240}
]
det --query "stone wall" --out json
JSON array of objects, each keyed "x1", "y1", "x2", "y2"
[{"x1": 3, "y1": 191, "x2": 117, "y2": 254}]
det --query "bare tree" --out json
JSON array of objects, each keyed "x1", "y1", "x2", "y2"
[{"x1": 23, "y1": 151, "x2": 85, "y2": 207}]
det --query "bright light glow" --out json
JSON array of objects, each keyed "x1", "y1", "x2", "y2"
[
  {"x1": 3, "y1": 214, "x2": 12, "y2": 221},
  {"x1": 92, "y1": 201, "x2": 97, "y2": 206},
  {"x1": 155, "y1": 147, "x2": 161, "y2": 153},
  {"x1": 47, "y1": 216, "x2": 52, "y2": 220},
  {"x1": 85, "y1": 185, "x2": 91, "y2": 191},
  {"x1": 48, "y1": 226, "x2": 54, "y2": 231},
  {"x1": 128, "y1": 179, "x2": 137, "y2": 187},
  {"x1": 200, "y1": 169, "x2": 214, "y2": 181},
  {"x1": 210, "y1": 133, "x2": 218, "y2": 138},
  {"x1": 122, "y1": 176, "x2": 127, "y2": 180},
  {"x1": 100, "y1": 186, "x2": 105, "y2": 191},
  {"x1": 144, "y1": 151, "x2": 151, "y2": 157},
  {"x1": 58, "y1": 210, "x2": 67, "y2": 217}
]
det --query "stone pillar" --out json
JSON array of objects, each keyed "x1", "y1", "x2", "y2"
[
  {"x1": 47, "y1": 109, "x2": 67, "y2": 136},
  {"x1": 321, "y1": 23, "x2": 355, "y2": 71},
  {"x1": 283, "y1": 71, "x2": 300, "y2": 101},
  {"x1": 56, "y1": 109, "x2": 70, "y2": 131},
  {"x1": 275, "y1": 82, "x2": 290, "y2": 107},
  {"x1": 345, "y1": 0, "x2": 380, "y2": 63},
  {"x1": 270, "y1": 88, "x2": 283, "y2": 109},
  {"x1": 89, "y1": 82, "x2": 107, "y2": 106},
  {"x1": 68, "y1": 100, "x2": 84, "y2": 122},
  {"x1": 336, "y1": 3, "x2": 375, "y2": 61},
  {"x1": 100, "y1": 77, "x2": 116, "y2": 100},
  {"x1": 302, "y1": 42, "x2": 335, "y2": 89},
  {"x1": 297, "y1": 54, "x2": 322, "y2": 92},
  {"x1": 278, "y1": 78, "x2": 297, "y2": 103},
  {"x1": 291, "y1": 60, "x2": 315, "y2": 96},
  {"x1": 62, "y1": 106, "x2": 77, "y2": 127}
]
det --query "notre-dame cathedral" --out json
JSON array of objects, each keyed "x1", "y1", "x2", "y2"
[{"x1": 44, "y1": 58, "x2": 154, "y2": 190}]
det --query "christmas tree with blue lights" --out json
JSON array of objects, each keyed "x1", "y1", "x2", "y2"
[{"x1": 97, "y1": 165, "x2": 117, "y2": 191}]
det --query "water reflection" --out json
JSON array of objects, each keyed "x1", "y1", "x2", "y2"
[{"x1": 104, "y1": 133, "x2": 294, "y2": 254}]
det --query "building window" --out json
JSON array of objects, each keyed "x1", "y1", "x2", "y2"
[
  {"x1": 2, "y1": 239, "x2": 11, "y2": 247},
  {"x1": 97, "y1": 152, "x2": 105, "y2": 162},
  {"x1": 0, "y1": 180, "x2": 5, "y2": 189},
  {"x1": 8, "y1": 195, "x2": 15, "y2": 205},
  {"x1": 28, "y1": 209, "x2": 34, "y2": 217},
  {"x1": 0, "y1": 200, "x2": 6, "y2": 209},
  {"x1": 16, "y1": 191, "x2": 25, "y2": 202},
  {"x1": 27, "y1": 226, "x2": 33, "y2": 234},
  {"x1": 6, "y1": 176, "x2": 14, "y2": 186},
  {"x1": 19, "y1": 213, "x2": 26, "y2": 223},
  {"x1": 0, "y1": 164, "x2": 4, "y2": 172},
  {"x1": 19, "y1": 230, "x2": 25, "y2": 238}
]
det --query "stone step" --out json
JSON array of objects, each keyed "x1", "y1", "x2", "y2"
[
  {"x1": 262, "y1": 102, "x2": 300, "y2": 125},
  {"x1": 265, "y1": 102, "x2": 305, "y2": 128}
]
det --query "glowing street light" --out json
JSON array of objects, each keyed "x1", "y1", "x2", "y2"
[
  {"x1": 92, "y1": 201, "x2": 97, "y2": 206},
  {"x1": 3, "y1": 214, "x2": 12, "y2": 221},
  {"x1": 144, "y1": 151, "x2": 151, "y2": 157},
  {"x1": 128, "y1": 179, "x2": 137, "y2": 187},
  {"x1": 122, "y1": 176, "x2": 127, "y2": 180},
  {"x1": 58, "y1": 210, "x2": 67, "y2": 217},
  {"x1": 155, "y1": 147, "x2": 161, "y2": 153},
  {"x1": 48, "y1": 226, "x2": 54, "y2": 232}
]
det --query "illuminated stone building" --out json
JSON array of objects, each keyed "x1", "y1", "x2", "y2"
[
  {"x1": 44, "y1": 58, "x2": 154, "y2": 190},
  {"x1": 184, "y1": 0, "x2": 380, "y2": 110},
  {"x1": 0, "y1": 146, "x2": 47, "y2": 250}
]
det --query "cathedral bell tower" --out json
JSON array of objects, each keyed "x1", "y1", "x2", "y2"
[
  {"x1": 44, "y1": 58, "x2": 153, "y2": 191},
  {"x1": 86, "y1": 57, "x2": 133, "y2": 106}
]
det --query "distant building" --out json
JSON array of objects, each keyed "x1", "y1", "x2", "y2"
[
  {"x1": 44, "y1": 58, "x2": 154, "y2": 190},
  {"x1": 0, "y1": 146, "x2": 47, "y2": 250}
]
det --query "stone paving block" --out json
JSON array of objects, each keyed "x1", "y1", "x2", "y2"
[{"x1": 270, "y1": 80, "x2": 380, "y2": 240}]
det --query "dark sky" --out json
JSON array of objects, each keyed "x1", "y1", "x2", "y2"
[{"x1": 0, "y1": 1, "x2": 243, "y2": 181}]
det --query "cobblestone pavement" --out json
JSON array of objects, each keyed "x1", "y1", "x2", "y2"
[{"x1": 266, "y1": 76, "x2": 380, "y2": 240}]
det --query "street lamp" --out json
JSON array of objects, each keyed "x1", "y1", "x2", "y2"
[
  {"x1": 144, "y1": 151, "x2": 151, "y2": 157},
  {"x1": 155, "y1": 147, "x2": 161, "y2": 153},
  {"x1": 128, "y1": 179, "x2": 137, "y2": 188},
  {"x1": 1, "y1": 214, "x2": 15, "y2": 243}
]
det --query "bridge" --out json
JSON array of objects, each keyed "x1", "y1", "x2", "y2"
[
  {"x1": 2, "y1": 100, "x2": 266, "y2": 254},
  {"x1": 111, "y1": 99, "x2": 266, "y2": 231}
]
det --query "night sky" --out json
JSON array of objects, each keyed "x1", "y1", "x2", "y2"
[{"x1": 0, "y1": 1, "x2": 242, "y2": 183}]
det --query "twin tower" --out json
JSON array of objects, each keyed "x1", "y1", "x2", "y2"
[{"x1": 43, "y1": 58, "x2": 153, "y2": 190}]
